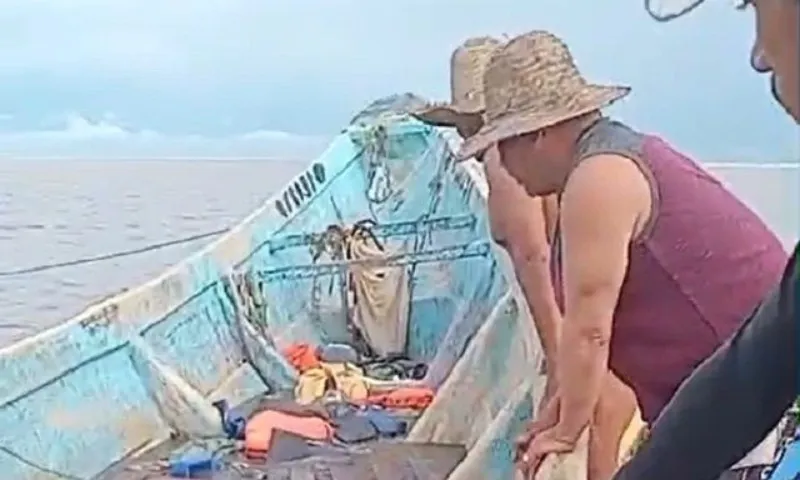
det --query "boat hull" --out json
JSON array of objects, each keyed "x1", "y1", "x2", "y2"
[{"x1": 0, "y1": 95, "x2": 550, "y2": 479}]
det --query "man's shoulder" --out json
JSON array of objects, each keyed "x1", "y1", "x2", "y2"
[
  {"x1": 567, "y1": 154, "x2": 647, "y2": 197},
  {"x1": 561, "y1": 154, "x2": 651, "y2": 232}
]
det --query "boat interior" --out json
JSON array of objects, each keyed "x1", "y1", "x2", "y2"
[{"x1": 0, "y1": 95, "x2": 545, "y2": 479}]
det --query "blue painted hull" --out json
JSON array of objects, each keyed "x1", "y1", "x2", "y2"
[{"x1": 0, "y1": 95, "x2": 549, "y2": 479}]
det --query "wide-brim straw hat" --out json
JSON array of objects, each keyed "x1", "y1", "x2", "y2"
[
  {"x1": 411, "y1": 36, "x2": 503, "y2": 129},
  {"x1": 458, "y1": 30, "x2": 631, "y2": 160}
]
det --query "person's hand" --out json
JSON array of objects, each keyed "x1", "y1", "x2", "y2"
[
  {"x1": 516, "y1": 426, "x2": 577, "y2": 479},
  {"x1": 515, "y1": 393, "x2": 560, "y2": 463}
]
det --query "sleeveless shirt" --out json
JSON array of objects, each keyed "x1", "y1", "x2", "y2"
[{"x1": 550, "y1": 118, "x2": 787, "y2": 423}]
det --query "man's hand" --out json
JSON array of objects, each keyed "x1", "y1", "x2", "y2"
[
  {"x1": 517, "y1": 426, "x2": 578, "y2": 479},
  {"x1": 516, "y1": 393, "x2": 560, "y2": 463}
]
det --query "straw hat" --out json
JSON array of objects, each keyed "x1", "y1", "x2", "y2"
[
  {"x1": 411, "y1": 36, "x2": 503, "y2": 128},
  {"x1": 458, "y1": 30, "x2": 631, "y2": 160}
]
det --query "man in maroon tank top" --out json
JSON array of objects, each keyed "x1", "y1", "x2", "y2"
[
  {"x1": 457, "y1": 30, "x2": 788, "y2": 479},
  {"x1": 612, "y1": 1, "x2": 799, "y2": 479},
  {"x1": 413, "y1": 36, "x2": 639, "y2": 480}
]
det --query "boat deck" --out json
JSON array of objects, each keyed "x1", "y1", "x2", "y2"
[
  {"x1": 105, "y1": 439, "x2": 465, "y2": 480},
  {"x1": 101, "y1": 392, "x2": 465, "y2": 480}
]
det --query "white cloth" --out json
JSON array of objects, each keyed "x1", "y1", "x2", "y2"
[
  {"x1": 346, "y1": 234, "x2": 410, "y2": 356},
  {"x1": 731, "y1": 428, "x2": 779, "y2": 469}
]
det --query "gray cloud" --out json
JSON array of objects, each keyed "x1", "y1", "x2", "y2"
[
  {"x1": 0, "y1": 114, "x2": 330, "y2": 160},
  {"x1": 0, "y1": 0, "x2": 795, "y2": 159}
]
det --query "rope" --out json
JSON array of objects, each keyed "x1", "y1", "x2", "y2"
[
  {"x1": 0, "y1": 228, "x2": 228, "y2": 278},
  {"x1": 0, "y1": 228, "x2": 232, "y2": 475},
  {"x1": 643, "y1": 0, "x2": 704, "y2": 22}
]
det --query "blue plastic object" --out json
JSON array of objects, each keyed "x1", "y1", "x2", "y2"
[
  {"x1": 362, "y1": 407, "x2": 407, "y2": 437},
  {"x1": 769, "y1": 439, "x2": 800, "y2": 480},
  {"x1": 168, "y1": 449, "x2": 219, "y2": 478},
  {"x1": 211, "y1": 399, "x2": 246, "y2": 440}
]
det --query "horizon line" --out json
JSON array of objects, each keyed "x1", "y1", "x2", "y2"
[
  {"x1": 704, "y1": 162, "x2": 799, "y2": 168},
  {"x1": 0, "y1": 157, "x2": 796, "y2": 168},
  {"x1": 0, "y1": 156, "x2": 312, "y2": 162}
]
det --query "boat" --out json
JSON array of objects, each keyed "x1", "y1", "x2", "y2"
[{"x1": 0, "y1": 93, "x2": 586, "y2": 480}]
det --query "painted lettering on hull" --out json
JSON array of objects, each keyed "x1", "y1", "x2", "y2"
[{"x1": 275, "y1": 162, "x2": 327, "y2": 218}]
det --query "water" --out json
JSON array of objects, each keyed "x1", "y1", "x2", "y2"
[
  {"x1": 0, "y1": 159, "x2": 305, "y2": 346},
  {"x1": 706, "y1": 164, "x2": 799, "y2": 250},
  {"x1": 0, "y1": 159, "x2": 796, "y2": 348}
]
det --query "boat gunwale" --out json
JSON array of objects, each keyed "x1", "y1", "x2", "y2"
[
  {"x1": 0, "y1": 122, "x2": 484, "y2": 360},
  {"x1": 0, "y1": 113, "x2": 530, "y2": 480}
]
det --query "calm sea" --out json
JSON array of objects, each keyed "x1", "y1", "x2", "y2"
[
  {"x1": 0, "y1": 159, "x2": 305, "y2": 346},
  {"x1": 0, "y1": 159, "x2": 796, "y2": 347}
]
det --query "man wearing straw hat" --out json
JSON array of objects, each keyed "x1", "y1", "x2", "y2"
[
  {"x1": 458, "y1": 30, "x2": 789, "y2": 479},
  {"x1": 413, "y1": 36, "x2": 639, "y2": 480},
  {"x1": 611, "y1": 0, "x2": 800, "y2": 479}
]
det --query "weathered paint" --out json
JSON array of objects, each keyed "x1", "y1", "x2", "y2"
[{"x1": 0, "y1": 101, "x2": 554, "y2": 479}]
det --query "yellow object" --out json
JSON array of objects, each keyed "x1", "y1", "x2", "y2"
[
  {"x1": 293, "y1": 362, "x2": 370, "y2": 405},
  {"x1": 293, "y1": 367, "x2": 329, "y2": 405},
  {"x1": 322, "y1": 362, "x2": 369, "y2": 401}
]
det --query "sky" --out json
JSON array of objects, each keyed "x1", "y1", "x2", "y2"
[{"x1": 0, "y1": 0, "x2": 796, "y2": 161}]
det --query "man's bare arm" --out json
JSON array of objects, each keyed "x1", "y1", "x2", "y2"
[
  {"x1": 509, "y1": 196, "x2": 562, "y2": 363},
  {"x1": 486, "y1": 152, "x2": 562, "y2": 361},
  {"x1": 554, "y1": 154, "x2": 649, "y2": 443}
]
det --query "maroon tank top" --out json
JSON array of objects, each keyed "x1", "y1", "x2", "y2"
[{"x1": 550, "y1": 118, "x2": 787, "y2": 423}]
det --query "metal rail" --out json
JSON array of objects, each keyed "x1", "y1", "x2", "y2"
[
  {"x1": 258, "y1": 241, "x2": 490, "y2": 283},
  {"x1": 265, "y1": 214, "x2": 477, "y2": 254}
]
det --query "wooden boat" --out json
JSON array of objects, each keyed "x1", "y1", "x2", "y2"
[{"x1": 0, "y1": 94, "x2": 598, "y2": 479}]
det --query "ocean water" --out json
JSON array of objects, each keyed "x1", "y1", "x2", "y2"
[
  {"x1": 0, "y1": 159, "x2": 796, "y2": 347},
  {"x1": 0, "y1": 159, "x2": 306, "y2": 346}
]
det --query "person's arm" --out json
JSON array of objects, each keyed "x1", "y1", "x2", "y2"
[
  {"x1": 485, "y1": 151, "x2": 561, "y2": 361},
  {"x1": 614, "y1": 243, "x2": 799, "y2": 480},
  {"x1": 509, "y1": 197, "x2": 562, "y2": 363},
  {"x1": 553, "y1": 154, "x2": 649, "y2": 443}
]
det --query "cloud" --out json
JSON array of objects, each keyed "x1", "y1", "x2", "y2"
[
  {"x1": 0, "y1": 0, "x2": 795, "y2": 159},
  {"x1": 0, "y1": 113, "x2": 331, "y2": 160}
]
